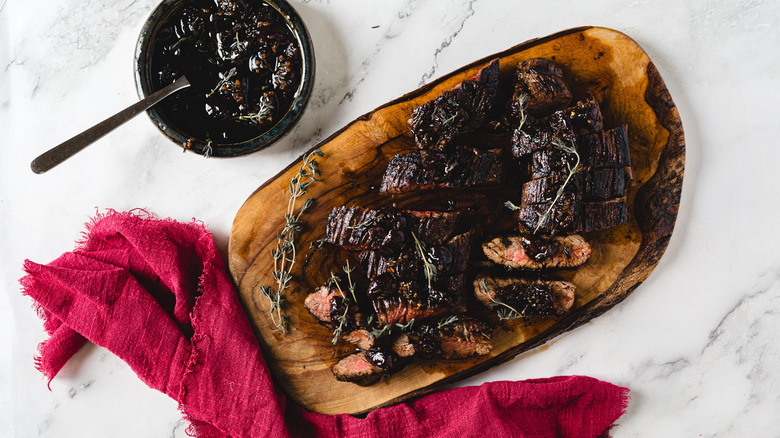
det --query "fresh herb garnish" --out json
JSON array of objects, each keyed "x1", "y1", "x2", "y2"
[
  {"x1": 261, "y1": 149, "x2": 324, "y2": 332},
  {"x1": 207, "y1": 67, "x2": 238, "y2": 97},
  {"x1": 329, "y1": 261, "x2": 359, "y2": 344},
  {"x1": 437, "y1": 315, "x2": 458, "y2": 329},
  {"x1": 514, "y1": 93, "x2": 529, "y2": 132},
  {"x1": 504, "y1": 200, "x2": 522, "y2": 211},
  {"x1": 480, "y1": 279, "x2": 523, "y2": 321},
  {"x1": 411, "y1": 231, "x2": 437, "y2": 287},
  {"x1": 347, "y1": 216, "x2": 379, "y2": 231},
  {"x1": 533, "y1": 137, "x2": 581, "y2": 234},
  {"x1": 369, "y1": 318, "x2": 416, "y2": 340}
]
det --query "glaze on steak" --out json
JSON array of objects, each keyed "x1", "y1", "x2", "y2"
[
  {"x1": 409, "y1": 59, "x2": 499, "y2": 150},
  {"x1": 360, "y1": 232, "x2": 473, "y2": 280},
  {"x1": 380, "y1": 148, "x2": 503, "y2": 194},
  {"x1": 578, "y1": 125, "x2": 631, "y2": 169},
  {"x1": 509, "y1": 58, "x2": 572, "y2": 117},
  {"x1": 517, "y1": 191, "x2": 583, "y2": 235},
  {"x1": 368, "y1": 275, "x2": 466, "y2": 324},
  {"x1": 326, "y1": 206, "x2": 460, "y2": 251},
  {"x1": 482, "y1": 234, "x2": 591, "y2": 269},
  {"x1": 407, "y1": 315, "x2": 493, "y2": 360},
  {"x1": 473, "y1": 276, "x2": 575, "y2": 316},
  {"x1": 581, "y1": 197, "x2": 628, "y2": 232}
]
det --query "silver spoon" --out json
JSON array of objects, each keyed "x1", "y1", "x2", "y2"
[{"x1": 30, "y1": 76, "x2": 191, "y2": 174}]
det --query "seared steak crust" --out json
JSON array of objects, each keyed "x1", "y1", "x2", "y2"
[
  {"x1": 326, "y1": 206, "x2": 459, "y2": 250},
  {"x1": 409, "y1": 59, "x2": 499, "y2": 150},
  {"x1": 360, "y1": 232, "x2": 473, "y2": 280},
  {"x1": 408, "y1": 316, "x2": 493, "y2": 360},
  {"x1": 380, "y1": 148, "x2": 503, "y2": 194},
  {"x1": 369, "y1": 275, "x2": 466, "y2": 324},
  {"x1": 509, "y1": 58, "x2": 572, "y2": 117}
]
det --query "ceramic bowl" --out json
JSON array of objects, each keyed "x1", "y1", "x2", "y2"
[{"x1": 134, "y1": 0, "x2": 315, "y2": 157}]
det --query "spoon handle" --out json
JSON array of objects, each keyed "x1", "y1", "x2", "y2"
[{"x1": 31, "y1": 76, "x2": 191, "y2": 174}]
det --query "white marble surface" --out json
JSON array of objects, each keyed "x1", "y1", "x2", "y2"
[{"x1": 2, "y1": 0, "x2": 779, "y2": 436}]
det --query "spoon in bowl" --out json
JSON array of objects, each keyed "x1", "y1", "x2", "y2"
[{"x1": 30, "y1": 76, "x2": 191, "y2": 174}]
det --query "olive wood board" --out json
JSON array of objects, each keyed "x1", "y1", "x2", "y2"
[{"x1": 228, "y1": 26, "x2": 685, "y2": 415}]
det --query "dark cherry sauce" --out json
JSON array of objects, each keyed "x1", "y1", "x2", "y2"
[{"x1": 149, "y1": 0, "x2": 302, "y2": 144}]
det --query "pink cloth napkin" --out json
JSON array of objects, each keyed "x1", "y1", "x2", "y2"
[{"x1": 21, "y1": 210, "x2": 629, "y2": 437}]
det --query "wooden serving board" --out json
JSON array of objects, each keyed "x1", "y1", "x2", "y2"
[{"x1": 228, "y1": 26, "x2": 685, "y2": 415}]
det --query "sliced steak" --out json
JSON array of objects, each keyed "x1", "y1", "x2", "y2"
[
  {"x1": 407, "y1": 316, "x2": 493, "y2": 360},
  {"x1": 581, "y1": 197, "x2": 628, "y2": 232},
  {"x1": 392, "y1": 333, "x2": 416, "y2": 358},
  {"x1": 509, "y1": 58, "x2": 572, "y2": 117},
  {"x1": 482, "y1": 234, "x2": 591, "y2": 269},
  {"x1": 582, "y1": 167, "x2": 628, "y2": 201},
  {"x1": 511, "y1": 112, "x2": 576, "y2": 159},
  {"x1": 326, "y1": 206, "x2": 459, "y2": 251},
  {"x1": 360, "y1": 232, "x2": 473, "y2": 280},
  {"x1": 409, "y1": 59, "x2": 499, "y2": 149},
  {"x1": 474, "y1": 276, "x2": 575, "y2": 316},
  {"x1": 560, "y1": 96, "x2": 604, "y2": 135},
  {"x1": 304, "y1": 285, "x2": 339, "y2": 323},
  {"x1": 578, "y1": 125, "x2": 631, "y2": 169},
  {"x1": 517, "y1": 191, "x2": 583, "y2": 235},
  {"x1": 369, "y1": 275, "x2": 466, "y2": 324},
  {"x1": 342, "y1": 329, "x2": 374, "y2": 351},
  {"x1": 520, "y1": 173, "x2": 583, "y2": 205},
  {"x1": 331, "y1": 346, "x2": 401, "y2": 386},
  {"x1": 380, "y1": 148, "x2": 504, "y2": 194},
  {"x1": 529, "y1": 142, "x2": 580, "y2": 180}
]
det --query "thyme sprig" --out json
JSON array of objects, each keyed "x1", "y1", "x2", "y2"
[
  {"x1": 514, "y1": 93, "x2": 529, "y2": 132},
  {"x1": 207, "y1": 67, "x2": 238, "y2": 97},
  {"x1": 504, "y1": 200, "x2": 521, "y2": 211},
  {"x1": 329, "y1": 261, "x2": 358, "y2": 344},
  {"x1": 437, "y1": 315, "x2": 458, "y2": 329},
  {"x1": 261, "y1": 149, "x2": 324, "y2": 332},
  {"x1": 347, "y1": 216, "x2": 378, "y2": 231},
  {"x1": 534, "y1": 137, "x2": 582, "y2": 234},
  {"x1": 480, "y1": 279, "x2": 523, "y2": 321},
  {"x1": 369, "y1": 318, "x2": 416, "y2": 340},
  {"x1": 411, "y1": 231, "x2": 437, "y2": 287}
]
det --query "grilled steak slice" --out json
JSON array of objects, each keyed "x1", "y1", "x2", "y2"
[
  {"x1": 522, "y1": 168, "x2": 627, "y2": 204},
  {"x1": 369, "y1": 275, "x2": 466, "y2": 324},
  {"x1": 332, "y1": 347, "x2": 402, "y2": 386},
  {"x1": 304, "y1": 285, "x2": 340, "y2": 323},
  {"x1": 407, "y1": 316, "x2": 493, "y2": 360},
  {"x1": 561, "y1": 96, "x2": 603, "y2": 135},
  {"x1": 509, "y1": 58, "x2": 572, "y2": 117},
  {"x1": 582, "y1": 167, "x2": 628, "y2": 201},
  {"x1": 380, "y1": 147, "x2": 503, "y2": 194},
  {"x1": 326, "y1": 206, "x2": 459, "y2": 251},
  {"x1": 521, "y1": 173, "x2": 583, "y2": 205},
  {"x1": 517, "y1": 191, "x2": 583, "y2": 235},
  {"x1": 578, "y1": 125, "x2": 631, "y2": 169},
  {"x1": 482, "y1": 234, "x2": 591, "y2": 269},
  {"x1": 511, "y1": 112, "x2": 576, "y2": 159},
  {"x1": 529, "y1": 142, "x2": 580, "y2": 180},
  {"x1": 582, "y1": 198, "x2": 628, "y2": 232},
  {"x1": 360, "y1": 232, "x2": 473, "y2": 280},
  {"x1": 409, "y1": 59, "x2": 499, "y2": 149},
  {"x1": 474, "y1": 276, "x2": 575, "y2": 316},
  {"x1": 392, "y1": 333, "x2": 416, "y2": 358},
  {"x1": 342, "y1": 329, "x2": 374, "y2": 351}
]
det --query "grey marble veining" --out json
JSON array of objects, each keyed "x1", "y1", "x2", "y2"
[{"x1": 2, "y1": 0, "x2": 780, "y2": 436}]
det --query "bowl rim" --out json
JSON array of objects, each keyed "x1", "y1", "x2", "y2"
[{"x1": 134, "y1": 0, "x2": 315, "y2": 157}]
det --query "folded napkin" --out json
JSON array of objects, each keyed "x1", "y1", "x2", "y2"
[{"x1": 22, "y1": 210, "x2": 628, "y2": 438}]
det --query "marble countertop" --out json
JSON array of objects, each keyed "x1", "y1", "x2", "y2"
[{"x1": 2, "y1": 0, "x2": 779, "y2": 436}]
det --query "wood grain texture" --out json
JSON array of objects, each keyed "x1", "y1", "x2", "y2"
[{"x1": 228, "y1": 26, "x2": 685, "y2": 415}]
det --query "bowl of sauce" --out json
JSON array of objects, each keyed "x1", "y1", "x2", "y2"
[{"x1": 135, "y1": 0, "x2": 314, "y2": 156}]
